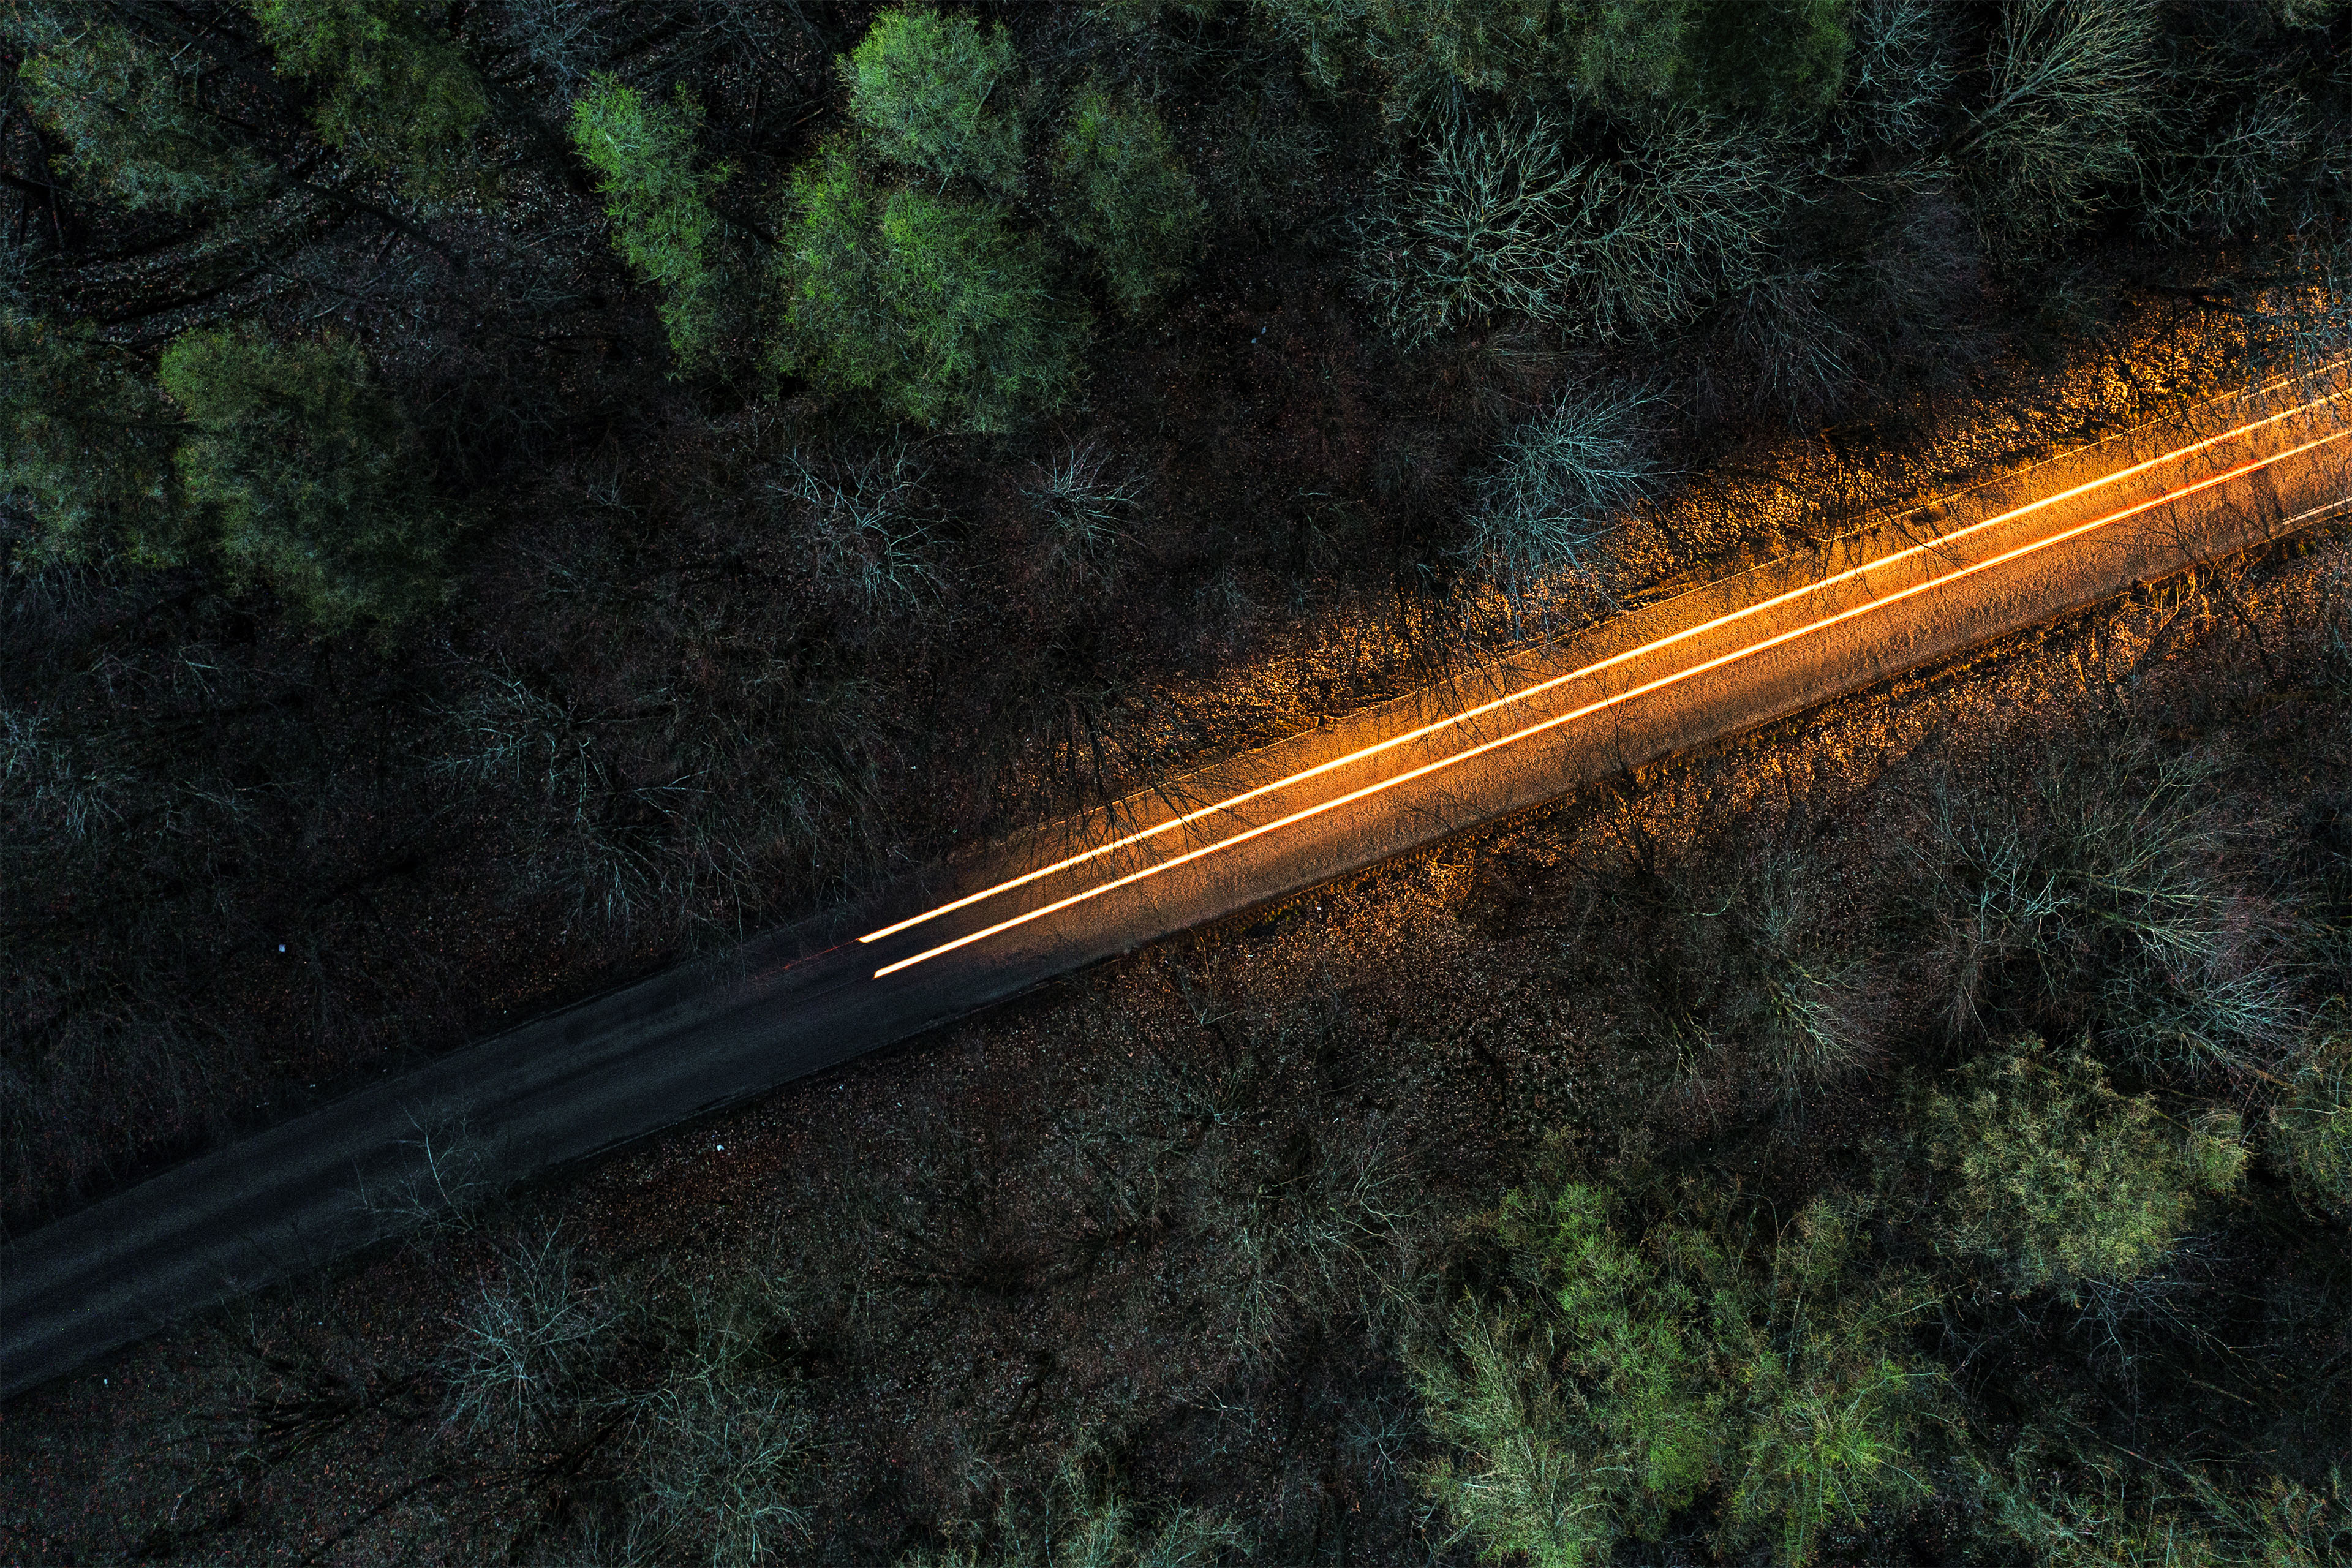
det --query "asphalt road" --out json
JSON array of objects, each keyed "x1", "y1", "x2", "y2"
[{"x1": 4, "y1": 371, "x2": 2346, "y2": 1399}]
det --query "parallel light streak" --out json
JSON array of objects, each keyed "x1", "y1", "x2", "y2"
[
  {"x1": 872, "y1": 420, "x2": 2349, "y2": 980},
  {"x1": 862, "y1": 379, "x2": 2344, "y2": 951}
]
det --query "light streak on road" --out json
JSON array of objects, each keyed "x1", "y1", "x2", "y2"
[
  {"x1": 862, "y1": 379, "x2": 2346, "y2": 952},
  {"x1": 870, "y1": 417, "x2": 2349, "y2": 981}
]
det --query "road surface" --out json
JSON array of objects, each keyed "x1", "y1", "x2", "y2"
[{"x1": 4, "y1": 369, "x2": 2346, "y2": 1399}]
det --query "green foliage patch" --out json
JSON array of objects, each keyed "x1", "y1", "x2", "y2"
[
  {"x1": 1415, "y1": 1183, "x2": 1934, "y2": 1566},
  {"x1": 249, "y1": 0, "x2": 489, "y2": 193},
  {"x1": 1685, "y1": 0, "x2": 1852, "y2": 119},
  {"x1": 15, "y1": 23, "x2": 274, "y2": 214},
  {"x1": 0, "y1": 310, "x2": 194, "y2": 568},
  {"x1": 570, "y1": 76, "x2": 734, "y2": 368},
  {"x1": 771, "y1": 146, "x2": 1087, "y2": 434},
  {"x1": 1257, "y1": 0, "x2": 1694, "y2": 106},
  {"x1": 1909, "y1": 1037, "x2": 2244, "y2": 1301},
  {"x1": 160, "y1": 330, "x2": 451, "y2": 630},
  {"x1": 1052, "y1": 88, "x2": 1206, "y2": 315},
  {"x1": 2272, "y1": 1033, "x2": 2352, "y2": 1222},
  {"x1": 843, "y1": 8, "x2": 1025, "y2": 195}
]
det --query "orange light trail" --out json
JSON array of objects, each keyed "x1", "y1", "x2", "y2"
[
  {"x1": 872, "y1": 418, "x2": 2349, "y2": 981},
  {"x1": 862, "y1": 376, "x2": 2346, "y2": 954}
]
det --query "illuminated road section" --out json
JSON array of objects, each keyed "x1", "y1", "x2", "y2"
[{"x1": 866, "y1": 372, "x2": 2351, "y2": 980}]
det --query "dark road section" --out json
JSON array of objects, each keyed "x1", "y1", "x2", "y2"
[{"x1": 6, "y1": 372, "x2": 2346, "y2": 1398}]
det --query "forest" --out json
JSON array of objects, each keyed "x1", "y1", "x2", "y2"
[{"x1": 2, "y1": 0, "x2": 2349, "y2": 1559}]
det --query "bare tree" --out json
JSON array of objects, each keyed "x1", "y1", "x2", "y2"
[
  {"x1": 1959, "y1": 0, "x2": 2162, "y2": 248},
  {"x1": 1461, "y1": 379, "x2": 1662, "y2": 597}
]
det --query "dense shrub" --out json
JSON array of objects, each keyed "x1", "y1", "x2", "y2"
[
  {"x1": 251, "y1": 0, "x2": 489, "y2": 191},
  {"x1": 1923, "y1": 751, "x2": 2301, "y2": 1076},
  {"x1": 1910, "y1": 1037, "x2": 2244, "y2": 1301},
  {"x1": 1052, "y1": 88, "x2": 1206, "y2": 315},
  {"x1": 771, "y1": 146, "x2": 1088, "y2": 433},
  {"x1": 13, "y1": 22, "x2": 273, "y2": 213},
  {"x1": 1415, "y1": 1184, "x2": 1934, "y2": 1566},
  {"x1": 843, "y1": 8, "x2": 1024, "y2": 195},
  {"x1": 1685, "y1": 0, "x2": 1852, "y2": 120},
  {"x1": 0, "y1": 311, "x2": 192, "y2": 568},
  {"x1": 159, "y1": 330, "x2": 451, "y2": 630},
  {"x1": 1257, "y1": 0, "x2": 1692, "y2": 106},
  {"x1": 570, "y1": 76, "x2": 734, "y2": 368}
]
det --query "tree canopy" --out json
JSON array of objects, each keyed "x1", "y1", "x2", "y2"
[
  {"x1": 771, "y1": 146, "x2": 1087, "y2": 434},
  {"x1": 1052, "y1": 88, "x2": 1205, "y2": 315},
  {"x1": 570, "y1": 76, "x2": 736, "y2": 368},
  {"x1": 842, "y1": 8, "x2": 1025, "y2": 195},
  {"x1": 160, "y1": 330, "x2": 452, "y2": 630}
]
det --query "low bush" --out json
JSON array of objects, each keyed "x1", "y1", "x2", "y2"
[
  {"x1": 1355, "y1": 110, "x2": 1784, "y2": 347},
  {"x1": 1920, "y1": 750, "x2": 2301, "y2": 1076},
  {"x1": 900, "y1": 1461, "x2": 1248, "y2": 1567},
  {"x1": 1461, "y1": 379, "x2": 1660, "y2": 590},
  {"x1": 1908, "y1": 1037, "x2": 2244, "y2": 1301},
  {"x1": 767, "y1": 438, "x2": 938, "y2": 611},
  {"x1": 1022, "y1": 440, "x2": 1145, "y2": 581}
]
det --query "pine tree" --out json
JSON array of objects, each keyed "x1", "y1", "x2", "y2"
[
  {"x1": 842, "y1": 8, "x2": 1023, "y2": 195},
  {"x1": 14, "y1": 21, "x2": 274, "y2": 214},
  {"x1": 771, "y1": 145, "x2": 1087, "y2": 433},
  {"x1": 160, "y1": 330, "x2": 452, "y2": 630},
  {"x1": 570, "y1": 76, "x2": 734, "y2": 368},
  {"x1": 1052, "y1": 88, "x2": 1205, "y2": 315},
  {"x1": 0, "y1": 310, "x2": 194, "y2": 568},
  {"x1": 249, "y1": 0, "x2": 490, "y2": 194}
]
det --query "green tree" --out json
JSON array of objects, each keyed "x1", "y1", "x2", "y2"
[
  {"x1": 1911, "y1": 1038, "x2": 2244, "y2": 1300},
  {"x1": 1415, "y1": 1184, "x2": 1933, "y2": 1566},
  {"x1": 0, "y1": 310, "x2": 194, "y2": 568},
  {"x1": 569, "y1": 76, "x2": 734, "y2": 368},
  {"x1": 1685, "y1": 0, "x2": 1852, "y2": 119},
  {"x1": 771, "y1": 146, "x2": 1087, "y2": 434},
  {"x1": 159, "y1": 330, "x2": 451, "y2": 630},
  {"x1": 14, "y1": 23, "x2": 274, "y2": 214},
  {"x1": 250, "y1": 0, "x2": 489, "y2": 192},
  {"x1": 1052, "y1": 88, "x2": 1205, "y2": 315},
  {"x1": 842, "y1": 9, "x2": 1023, "y2": 195}
]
